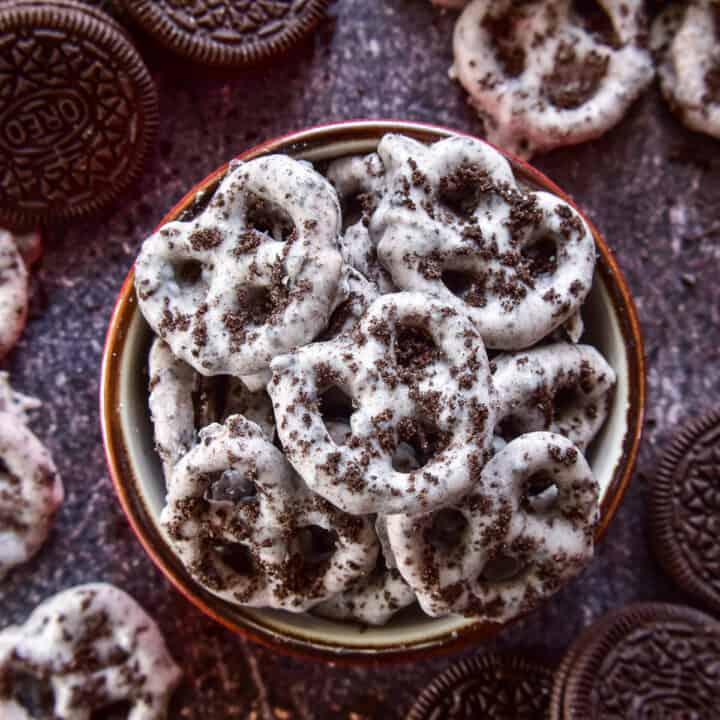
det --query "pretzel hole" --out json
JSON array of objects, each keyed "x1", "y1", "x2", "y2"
[
  {"x1": 296, "y1": 525, "x2": 338, "y2": 566},
  {"x1": 174, "y1": 259, "x2": 204, "y2": 286},
  {"x1": 319, "y1": 386, "x2": 354, "y2": 426},
  {"x1": 543, "y1": 43, "x2": 610, "y2": 110},
  {"x1": 571, "y1": 0, "x2": 621, "y2": 48},
  {"x1": 496, "y1": 415, "x2": 527, "y2": 443},
  {"x1": 4, "y1": 669, "x2": 55, "y2": 718},
  {"x1": 553, "y1": 385, "x2": 583, "y2": 419},
  {"x1": 237, "y1": 286, "x2": 272, "y2": 326},
  {"x1": 520, "y1": 236, "x2": 557, "y2": 278},
  {"x1": 204, "y1": 468, "x2": 258, "y2": 505},
  {"x1": 90, "y1": 701, "x2": 133, "y2": 720},
  {"x1": 215, "y1": 542, "x2": 255, "y2": 576},
  {"x1": 397, "y1": 418, "x2": 448, "y2": 468},
  {"x1": 395, "y1": 324, "x2": 438, "y2": 369},
  {"x1": 341, "y1": 192, "x2": 376, "y2": 229},
  {"x1": 427, "y1": 509, "x2": 468, "y2": 554},
  {"x1": 437, "y1": 164, "x2": 489, "y2": 218},
  {"x1": 524, "y1": 471, "x2": 559, "y2": 512},
  {"x1": 481, "y1": 553, "x2": 525, "y2": 583},
  {"x1": 391, "y1": 441, "x2": 422, "y2": 473},
  {"x1": 245, "y1": 194, "x2": 295, "y2": 242},
  {"x1": 441, "y1": 270, "x2": 487, "y2": 307},
  {"x1": 481, "y1": 7, "x2": 526, "y2": 77}
]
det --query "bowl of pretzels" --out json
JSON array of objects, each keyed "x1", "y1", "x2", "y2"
[{"x1": 100, "y1": 120, "x2": 645, "y2": 661}]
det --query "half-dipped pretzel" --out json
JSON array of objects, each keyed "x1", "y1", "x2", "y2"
[
  {"x1": 492, "y1": 342, "x2": 616, "y2": 451},
  {"x1": 326, "y1": 153, "x2": 397, "y2": 293},
  {"x1": 652, "y1": 1, "x2": 720, "y2": 139},
  {"x1": 161, "y1": 416, "x2": 377, "y2": 611},
  {"x1": 386, "y1": 432, "x2": 599, "y2": 620},
  {"x1": 136, "y1": 155, "x2": 343, "y2": 376},
  {"x1": 372, "y1": 134, "x2": 595, "y2": 349},
  {"x1": 0, "y1": 583, "x2": 180, "y2": 719},
  {"x1": 0, "y1": 230, "x2": 28, "y2": 360},
  {"x1": 0, "y1": 376, "x2": 63, "y2": 580},
  {"x1": 453, "y1": 0, "x2": 654, "y2": 157},
  {"x1": 269, "y1": 291, "x2": 496, "y2": 515},
  {"x1": 314, "y1": 516, "x2": 416, "y2": 625}
]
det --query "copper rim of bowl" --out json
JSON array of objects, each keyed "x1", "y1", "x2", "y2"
[{"x1": 100, "y1": 120, "x2": 646, "y2": 664}]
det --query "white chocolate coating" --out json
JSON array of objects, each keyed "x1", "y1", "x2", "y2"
[
  {"x1": 136, "y1": 155, "x2": 343, "y2": 376},
  {"x1": 453, "y1": 0, "x2": 654, "y2": 157},
  {"x1": 148, "y1": 338, "x2": 198, "y2": 482},
  {"x1": 0, "y1": 377, "x2": 63, "y2": 580},
  {"x1": 387, "y1": 432, "x2": 598, "y2": 620},
  {"x1": 492, "y1": 342, "x2": 616, "y2": 451},
  {"x1": 652, "y1": 1, "x2": 720, "y2": 139},
  {"x1": 326, "y1": 153, "x2": 397, "y2": 294},
  {"x1": 162, "y1": 416, "x2": 377, "y2": 611},
  {"x1": 0, "y1": 230, "x2": 29, "y2": 360},
  {"x1": 373, "y1": 134, "x2": 596, "y2": 349},
  {"x1": 0, "y1": 583, "x2": 181, "y2": 720},
  {"x1": 314, "y1": 515, "x2": 416, "y2": 625},
  {"x1": 269, "y1": 291, "x2": 496, "y2": 515},
  {"x1": 0, "y1": 372, "x2": 41, "y2": 423}
]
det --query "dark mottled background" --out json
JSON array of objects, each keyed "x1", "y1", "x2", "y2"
[{"x1": 2, "y1": 1, "x2": 719, "y2": 718}]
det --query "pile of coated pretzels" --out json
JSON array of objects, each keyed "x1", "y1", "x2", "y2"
[{"x1": 135, "y1": 134, "x2": 616, "y2": 626}]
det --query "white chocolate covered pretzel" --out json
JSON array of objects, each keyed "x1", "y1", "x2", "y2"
[
  {"x1": 136, "y1": 155, "x2": 343, "y2": 376},
  {"x1": 372, "y1": 134, "x2": 595, "y2": 349},
  {"x1": 269, "y1": 291, "x2": 496, "y2": 515},
  {"x1": 0, "y1": 583, "x2": 181, "y2": 720},
  {"x1": 162, "y1": 416, "x2": 377, "y2": 611},
  {"x1": 0, "y1": 376, "x2": 62, "y2": 581},
  {"x1": 148, "y1": 338, "x2": 198, "y2": 482},
  {"x1": 387, "y1": 432, "x2": 598, "y2": 620},
  {"x1": 453, "y1": 0, "x2": 654, "y2": 157},
  {"x1": 0, "y1": 230, "x2": 29, "y2": 360},
  {"x1": 652, "y1": 1, "x2": 720, "y2": 139},
  {"x1": 492, "y1": 342, "x2": 616, "y2": 451}
]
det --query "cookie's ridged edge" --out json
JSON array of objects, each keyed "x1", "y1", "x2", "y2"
[
  {"x1": 563, "y1": 603, "x2": 720, "y2": 719},
  {"x1": 0, "y1": 4, "x2": 159, "y2": 229},
  {"x1": 8, "y1": 0, "x2": 127, "y2": 35},
  {"x1": 124, "y1": 0, "x2": 329, "y2": 68},
  {"x1": 548, "y1": 629, "x2": 595, "y2": 720},
  {"x1": 406, "y1": 653, "x2": 555, "y2": 720},
  {"x1": 650, "y1": 408, "x2": 720, "y2": 614}
]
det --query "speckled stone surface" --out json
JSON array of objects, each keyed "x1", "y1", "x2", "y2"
[{"x1": 2, "y1": 1, "x2": 719, "y2": 718}]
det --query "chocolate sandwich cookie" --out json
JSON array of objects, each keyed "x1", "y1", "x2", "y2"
[
  {"x1": 0, "y1": 1, "x2": 158, "y2": 228},
  {"x1": 651, "y1": 409, "x2": 720, "y2": 614},
  {"x1": 563, "y1": 603, "x2": 720, "y2": 718},
  {"x1": 124, "y1": 0, "x2": 329, "y2": 67},
  {"x1": 407, "y1": 653, "x2": 555, "y2": 719}
]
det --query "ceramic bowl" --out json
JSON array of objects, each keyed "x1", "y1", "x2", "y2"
[{"x1": 100, "y1": 120, "x2": 645, "y2": 662}]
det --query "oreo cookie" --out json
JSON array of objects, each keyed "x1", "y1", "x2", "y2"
[
  {"x1": 651, "y1": 409, "x2": 720, "y2": 613},
  {"x1": 0, "y1": 1, "x2": 158, "y2": 228},
  {"x1": 563, "y1": 603, "x2": 720, "y2": 718},
  {"x1": 124, "y1": 0, "x2": 329, "y2": 67},
  {"x1": 407, "y1": 653, "x2": 555, "y2": 719}
]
